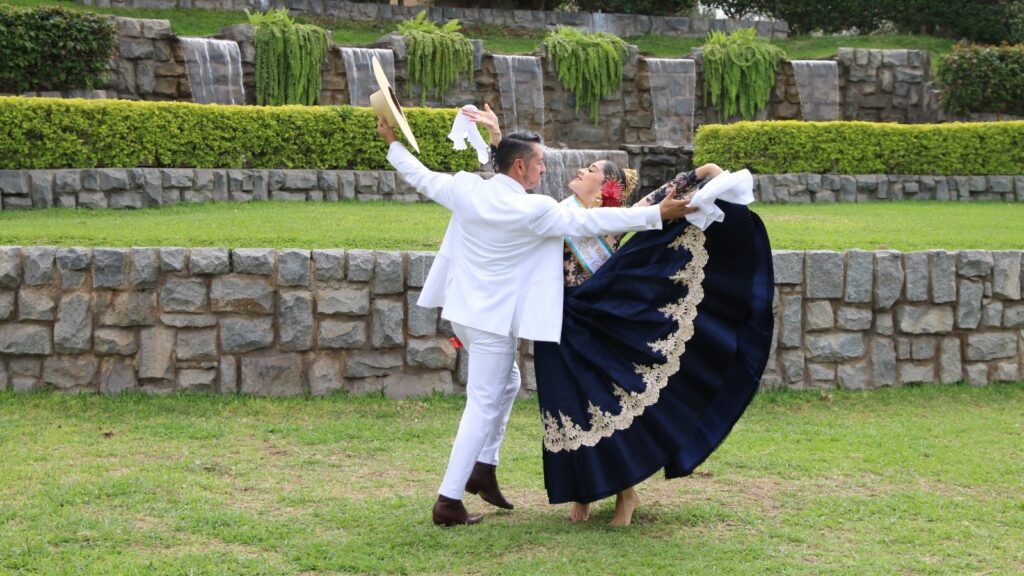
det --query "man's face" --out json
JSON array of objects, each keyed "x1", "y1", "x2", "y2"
[{"x1": 517, "y1": 143, "x2": 546, "y2": 191}]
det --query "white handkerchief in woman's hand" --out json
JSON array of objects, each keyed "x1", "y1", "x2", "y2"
[{"x1": 684, "y1": 169, "x2": 755, "y2": 230}]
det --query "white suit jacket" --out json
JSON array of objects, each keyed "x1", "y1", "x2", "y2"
[{"x1": 387, "y1": 142, "x2": 663, "y2": 343}]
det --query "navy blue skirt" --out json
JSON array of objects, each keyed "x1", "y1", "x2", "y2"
[{"x1": 534, "y1": 201, "x2": 774, "y2": 504}]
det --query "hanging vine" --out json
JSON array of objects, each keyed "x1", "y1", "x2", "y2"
[
  {"x1": 249, "y1": 8, "x2": 328, "y2": 106},
  {"x1": 397, "y1": 12, "x2": 474, "y2": 105},
  {"x1": 702, "y1": 28, "x2": 785, "y2": 121},
  {"x1": 542, "y1": 26, "x2": 627, "y2": 125}
]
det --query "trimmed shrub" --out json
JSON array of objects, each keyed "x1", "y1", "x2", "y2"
[
  {"x1": 543, "y1": 26, "x2": 627, "y2": 124},
  {"x1": 938, "y1": 44, "x2": 1024, "y2": 116},
  {"x1": 693, "y1": 121, "x2": 1024, "y2": 175},
  {"x1": 397, "y1": 12, "x2": 475, "y2": 105},
  {"x1": 0, "y1": 97, "x2": 482, "y2": 172},
  {"x1": 0, "y1": 6, "x2": 116, "y2": 93}
]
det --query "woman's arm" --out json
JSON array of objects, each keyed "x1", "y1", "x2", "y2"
[{"x1": 694, "y1": 163, "x2": 723, "y2": 181}]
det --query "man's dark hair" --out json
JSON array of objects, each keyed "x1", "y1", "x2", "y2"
[{"x1": 494, "y1": 131, "x2": 543, "y2": 174}]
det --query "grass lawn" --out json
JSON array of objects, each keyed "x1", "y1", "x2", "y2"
[
  {"x1": 0, "y1": 201, "x2": 1021, "y2": 251},
  {"x1": 2, "y1": 0, "x2": 957, "y2": 64},
  {"x1": 0, "y1": 384, "x2": 1021, "y2": 574}
]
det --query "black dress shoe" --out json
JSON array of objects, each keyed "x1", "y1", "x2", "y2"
[
  {"x1": 465, "y1": 461, "x2": 514, "y2": 510},
  {"x1": 432, "y1": 495, "x2": 483, "y2": 527}
]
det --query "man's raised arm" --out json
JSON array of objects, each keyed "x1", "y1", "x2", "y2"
[{"x1": 378, "y1": 119, "x2": 458, "y2": 210}]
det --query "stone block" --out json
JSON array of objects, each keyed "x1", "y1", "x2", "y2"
[
  {"x1": 0, "y1": 326, "x2": 52, "y2": 356},
  {"x1": 347, "y1": 249, "x2": 374, "y2": 282},
  {"x1": 773, "y1": 251, "x2": 803, "y2": 285},
  {"x1": 780, "y1": 294, "x2": 802, "y2": 348},
  {"x1": 992, "y1": 251, "x2": 1021, "y2": 299},
  {"x1": 344, "y1": 350, "x2": 404, "y2": 378},
  {"x1": 983, "y1": 301, "x2": 1004, "y2": 328},
  {"x1": 870, "y1": 338, "x2": 897, "y2": 386},
  {"x1": 911, "y1": 337, "x2": 937, "y2": 360},
  {"x1": 94, "y1": 327, "x2": 136, "y2": 356},
  {"x1": 837, "y1": 360, "x2": 870, "y2": 390},
  {"x1": 232, "y1": 248, "x2": 276, "y2": 275},
  {"x1": 372, "y1": 371, "x2": 455, "y2": 398},
  {"x1": 210, "y1": 275, "x2": 274, "y2": 314},
  {"x1": 159, "y1": 247, "x2": 187, "y2": 272},
  {"x1": 938, "y1": 337, "x2": 962, "y2": 384},
  {"x1": 1003, "y1": 304, "x2": 1024, "y2": 328},
  {"x1": 965, "y1": 363, "x2": 988, "y2": 386},
  {"x1": 99, "y1": 359, "x2": 137, "y2": 394},
  {"x1": 903, "y1": 252, "x2": 929, "y2": 301},
  {"x1": 43, "y1": 356, "x2": 99, "y2": 391},
  {"x1": 317, "y1": 287, "x2": 369, "y2": 316},
  {"x1": 407, "y1": 292, "x2": 438, "y2": 337},
  {"x1": 779, "y1": 349, "x2": 804, "y2": 384},
  {"x1": 958, "y1": 251, "x2": 993, "y2": 278},
  {"x1": 278, "y1": 291, "x2": 313, "y2": 351},
  {"x1": 895, "y1": 305, "x2": 954, "y2": 335},
  {"x1": 128, "y1": 249, "x2": 159, "y2": 289},
  {"x1": 0, "y1": 247, "x2": 21, "y2": 289},
  {"x1": 407, "y1": 338, "x2": 457, "y2": 370},
  {"x1": 844, "y1": 250, "x2": 873, "y2": 303},
  {"x1": 836, "y1": 306, "x2": 872, "y2": 331},
  {"x1": 240, "y1": 354, "x2": 304, "y2": 397},
  {"x1": 138, "y1": 326, "x2": 174, "y2": 380},
  {"x1": 312, "y1": 249, "x2": 346, "y2": 282},
  {"x1": 220, "y1": 317, "x2": 274, "y2": 353},
  {"x1": 161, "y1": 278, "x2": 207, "y2": 313},
  {"x1": 806, "y1": 333, "x2": 865, "y2": 361},
  {"x1": 176, "y1": 328, "x2": 217, "y2": 361},
  {"x1": 993, "y1": 361, "x2": 1019, "y2": 383},
  {"x1": 0, "y1": 291, "x2": 13, "y2": 321},
  {"x1": 930, "y1": 250, "x2": 956, "y2": 304},
  {"x1": 406, "y1": 252, "x2": 435, "y2": 288},
  {"x1": 372, "y1": 251, "x2": 404, "y2": 294},
  {"x1": 957, "y1": 279, "x2": 983, "y2": 329},
  {"x1": 97, "y1": 291, "x2": 157, "y2": 326},
  {"x1": 874, "y1": 251, "x2": 903, "y2": 309},
  {"x1": 18, "y1": 289, "x2": 56, "y2": 321},
  {"x1": 278, "y1": 249, "x2": 311, "y2": 287},
  {"x1": 189, "y1": 248, "x2": 230, "y2": 275},
  {"x1": 160, "y1": 313, "x2": 217, "y2": 328},
  {"x1": 219, "y1": 356, "x2": 238, "y2": 394},
  {"x1": 807, "y1": 363, "x2": 835, "y2": 384},
  {"x1": 22, "y1": 247, "x2": 55, "y2": 286},
  {"x1": 371, "y1": 299, "x2": 404, "y2": 349},
  {"x1": 54, "y1": 293, "x2": 92, "y2": 354},
  {"x1": 176, "y1": 368, "x2": 216, "y2": 393},
  {"x1": 309, "y1": 355, "x2": 343, "y2": 397},
  {"x1": 965, "y1": 332, "x2": 1016, "y2": 361},
  {"x1": 92, "y1": 248, "x2": 126, "y2": 290},
  {"x1": 318, "y1": 319, "x2": 365, "y2": 349},
  {"x1": 898, "y1": 362, "x2": 934, "y2": 385}
]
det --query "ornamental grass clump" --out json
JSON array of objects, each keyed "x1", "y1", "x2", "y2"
[
  {"x1": 397, "y1": 12, "x2": 475, "y2": 105},
  {"x1": 702, "y1": 28, "x2": 785, "y2": 121},
  {"x1": 542, "y1": 26, "x2": 627, "y2": 124},
  {"x1": 249, "y1": 8, "x2": 328, "y2": 106}
]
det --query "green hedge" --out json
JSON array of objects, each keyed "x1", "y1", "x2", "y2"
[
  {"x1": 0, "y1": 6, "x2": 116, "y2": 93},
  {"x1": 938, "y1": 44, "x2": 1024, "y2": 116},
  {"x1": 693, "y1": 121, "x2": 1024, "y2": 175},
  {"x1": 0, "y1": 97, "x2": 481, "y2": 171}
]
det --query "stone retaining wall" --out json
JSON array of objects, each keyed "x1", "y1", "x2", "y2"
[
  {"x1": 4, "y1": 168, "x2": 1024, "y2": 211},
  {"x1": 0, "y1": 247, "x2": 1020, "y2": 396},
  {"x1": 77, "y1": 0, "x2": 788, "y2": 39}
]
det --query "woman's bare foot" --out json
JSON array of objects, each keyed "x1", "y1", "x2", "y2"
[
  {"x1": 609, "y1": 488, "x2": 639, "y2": 527},
  {"x1": 569, "y1": 502, "x2": 590, "y2": 522}
]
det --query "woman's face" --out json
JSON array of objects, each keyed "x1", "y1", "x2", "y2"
[{"x1": 568, "y1": 161, "x2": 607, "y2": 207}]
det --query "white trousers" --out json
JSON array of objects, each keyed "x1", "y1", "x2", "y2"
[{"x1": 437, "y1": 322, "x2": 522, "y2": 500}]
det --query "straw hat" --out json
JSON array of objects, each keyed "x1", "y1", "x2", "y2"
[{"x1": 370, "y1": 56, "x2": 419, "y2": 153}]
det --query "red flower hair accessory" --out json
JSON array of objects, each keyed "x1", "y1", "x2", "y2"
[{"x1": 601, "y1": 179, "x2": 623, "y2": 207}]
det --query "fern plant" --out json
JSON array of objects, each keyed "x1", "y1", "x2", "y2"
[
  {"x1": 542, "y1": 27, "x2": 627, "y2": 124},
  {"x1": 397, "y1": 12, "x2": 474, "y2": 105},
  {"x1": 249, "y1": 8, "x2": 328, "y2": 106},
  {"x1": 702, "y1": 28, "x2": 785, "y2": 121}
]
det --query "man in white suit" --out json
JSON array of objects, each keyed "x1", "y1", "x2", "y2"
[{"x1": 377, "y1": 119, "x2": 697, "y2": 526}]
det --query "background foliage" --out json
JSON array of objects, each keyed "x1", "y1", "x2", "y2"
[
  {"x1": 702, "y1": 28, "x2": 784, "y2": 121},
  {"x1": 542, "y1": 26, "x2": 627, "y2": 124},
  {"x1": 250, "y1": 8, "x2": 328, "y2": 106},
  {"x1": 938, "y1": 44, "x2": 1024, "y2": 116},
  {"x1": 0, "y1": 97, "x2": 481, "y2": 171},
  {"x1": 0, "y1": 5, "x2": 115, "y2": 93},
  {"x1": 397, "y1": 12, "x2": 475, "y2": 105},
  {"x1": 694, "y1": 120, "x2": 1024, "y2": 175}
]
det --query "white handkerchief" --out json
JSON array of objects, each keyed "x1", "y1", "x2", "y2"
[
  {"x1": 684, "y1": 169, "x2": 755, "y2": 230},
  {"x1": 448, "y1": 105, "x2": 490, "y2": 165}
]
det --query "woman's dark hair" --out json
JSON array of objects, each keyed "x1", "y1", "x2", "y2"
[{"x1": 494, "y1": 131, "x2": 543, "y2": 174}]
